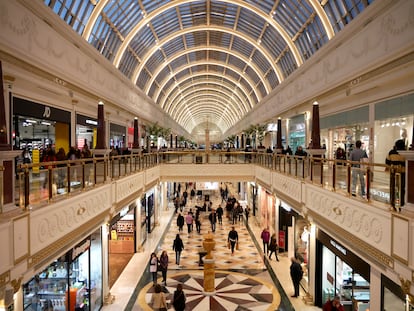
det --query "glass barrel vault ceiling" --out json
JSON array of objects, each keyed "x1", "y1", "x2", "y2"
[{"x1": 43, "y1": 0, "x2": 374, "y2": 139}]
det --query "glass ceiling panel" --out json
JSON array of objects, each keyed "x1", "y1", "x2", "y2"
[
  {"x1": 169, "y1": 55, "x2": 188, "y2": 72},
  {"x1": 43, "y1": 0, "x2": 95, "y2": 34},
  {"x1": 118, "y1": 49, "x2": 139, "y2": 79},
  {"x1": 129, "y1": 27, "x2": 157, "y2": 58},
  {"x1": 231, "y1": 37, "x2": 255, "y2": 60},
  {"x1": 43, "y1": 0, "x2": 376, "y2": 137},
  {"x1": 210, "y1": 1, "x2": 238, "y2": 27},
  {"x1": 266, "y1": 70, "x2": 279, "y2": 89},
  {"x1": 279, "y1": 52, "x2": 297, "y2": 77},
  {"x1": 141, "y1": 0, "x2": 169, "y2": 13},
  {"x1": 137, "y1": 69, "x2": 151, "y2": 90},
  {"x1": 163, "y1": 37, "x2": 186, "y2": 58},
  {"x1": 236, "y1": 9, "x2": 266, "y2": 39},
  {"x1": 104, "y1": 0, "x2": 142, "y2": 36},
  {"x1": 321, "y1": 0, "x2": 375, "y2": 33},
  {"x1": 209, "y1": 32, "x2": 232, "y2": 49},
  {"x1": 151, "y1": 10, "x2": 181, "y2": 40},
  {"x1": 179, "y1": 2, "x2": 207, "y2": 27}
]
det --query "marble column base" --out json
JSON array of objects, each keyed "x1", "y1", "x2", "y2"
[{"x1": 203, "y1": 259, "x2": 215, "y2": 292}]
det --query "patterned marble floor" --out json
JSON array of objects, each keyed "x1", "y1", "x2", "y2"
[
  {"x1": 135, "y1": 184, "x2": 287, "y2": 310},
  {"x1": 159, "y1": 201, "x2": 265, "y2": 271},
  {"x1": 138, "y1": 270, "x2": 280, "y2": 311}
]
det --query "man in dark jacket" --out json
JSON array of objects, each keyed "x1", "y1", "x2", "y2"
[
  {"x1": 176, "y1": 213, "x2": 184, "y2": 232},
  {"x1": 289, "y1": 257, "x2": 303, "y2": 298},
  {"x1": 386, "y1": 139, "x2": 406, "y2": 208}
]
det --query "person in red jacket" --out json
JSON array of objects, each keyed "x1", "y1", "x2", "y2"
[{"x1": 323, "y1": 296, "x2": 344, "y2": 311}]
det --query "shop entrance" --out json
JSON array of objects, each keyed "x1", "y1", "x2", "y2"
[{"x1": 108, "y1": 207, "x2": 136, "y2": 288}]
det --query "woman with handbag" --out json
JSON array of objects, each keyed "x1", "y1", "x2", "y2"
[
  {"x1": 149, "y1": 252, "x2": 159, "y2": 286},
  {"x1": 151, "y1": 284, "x2": 168, "y2": 311}
]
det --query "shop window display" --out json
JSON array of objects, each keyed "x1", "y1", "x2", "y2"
[
  {"x1": 23, "y1": 234, "x2": 102, "y2": 311},
  {"x1": 321, "y1": 246, "x2": 370, "y2": 311}
]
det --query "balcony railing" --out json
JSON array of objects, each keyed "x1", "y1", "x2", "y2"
[{"x1": 9, "y1": 150, "x2": 404, "y2": 212}]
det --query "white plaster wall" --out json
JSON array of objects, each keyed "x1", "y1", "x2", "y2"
[
  {"x1": 306, "y1": 184, "x2": 391, "y2": 255},
  {"x1": 29, "y1": 184, "x2": 111, "y2": 254}
]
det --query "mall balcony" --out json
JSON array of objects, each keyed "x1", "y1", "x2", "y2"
[{"x1": 0, "y1": 149, "x2": 413, "y2": 310}]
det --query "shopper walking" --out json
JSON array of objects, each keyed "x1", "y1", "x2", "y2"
[
  {"x1": 227, "y1": 226, "x2": 239, "y2": 255},
  {"x1": 289, "y1": 257, "x2": 303, "y2": 298},
  {"x1": 149, "y1": 252, "x2": 159, "y2": 286},
  {"x1": 208, "y1": 209, "x2": 217, "y2": 232},
  {"x1": 261, "y1": 227, "x2": 270, "y2": 256},
  {"x1": 159, "y1": 250, "x2": 169, "y2": 285},
  {"x1": 176, "y1": 213, "x2": 184, "y2": 232},
  {"x1": 151, "y1": 284, "x2": 167, "y2": 311},
  {"x1": 172, "y1": 283, "x2": 186, "y2": 311},
  {"x1": 185, "y1": 212, "x2": 193, "y2": 234},
  {"x1": 216, "y1": 205, "x2": 223, "y2": 225},
  {"x1": 195, "y1": 210, "x2": 202, "y2": 234},
  {"x1": 268, "y1": 233, "x2": 279, "y2": 261},
  {"x1": 245, "y1": 206, "x2": 250, "y2": 224},
  {"x1": 173, "y1": 234, "x2": 184, "y2": 266},
  {"x1": 349, "y1": 140, "x2": 368, "y2": 197}
]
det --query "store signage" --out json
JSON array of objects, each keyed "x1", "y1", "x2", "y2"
[
  {"x1": 330, "y1": 239, "x2": 347, "y2": 256},
  {"x1": 86, "y1": 119, "x2": 98, "y2": 125},
  {"x1": 72, "y1": 239, "x2": 91, "y2": 260},
  {"x1": 43, "y1": 106, "x2": 51, "y2": 118}
]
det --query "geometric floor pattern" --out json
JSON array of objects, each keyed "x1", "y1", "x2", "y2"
[
  {"x1": 138, "y1": 270, "x2": 280, "y2": 311},
  {"x1": 158, "y1": 199, "x2": 265, "y2": 270}
]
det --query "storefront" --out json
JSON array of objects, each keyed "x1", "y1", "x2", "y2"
[
  {"x1": 109, "y1": 202, "x2": 137, "y2": 254},
  {"x1": 12, "y1": 97, "x2": 71, "y2": 156},
  {"x1": 22, "y1": 229, "x2": 103, "y2": 311},
  {"x1": 374, "y1": 94, "x2": 414, "y2": 163},
  {"x1": 142, "y1": 190, "x2": 155, "y2": 233},
  {"x1": 139, "y1": 196, "x2": 147, "y2": 246},
  {"x1": 258, "y1": 188, "x2": 275, "y2": 231},
  {"x1": 288, "y1": 114, "x2": 306, "y2": 153},
  {"x1": 278, "y1": 202, "x2": 310, "y2": 290},
  {"x1": 320, "y1": 106, "x2": 370, "y2": 161},
  {"x1": 316, "y1": 230, "x2": 370, "y2": 311},
  {"x1": 109, "y1": 123, "x2": 126, "y2": 149},
  {"x1": 76, "y1": 114, "x2": 97, "y2": 150}
]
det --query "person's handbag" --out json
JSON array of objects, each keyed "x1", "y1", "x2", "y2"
[
  {"x1": 236, "y1": 241, "x2": 239, "y2": 250},
  {"x1": 227, "y1": 241, "x2": 230, "y2": 249}
]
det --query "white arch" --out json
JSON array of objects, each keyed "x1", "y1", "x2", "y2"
[
  {"x1": 134, "y1": 25, "x2": 282, "y2": 89},
  {"x1": 158, "y1": 64, "x2": 259, "y2": 111},
  {"x1": 171, "y1": 88, "x2": 243, "y2": 122},
  {"x1": 161, "y1": 74, "x2": 253, "y2": 113},
  {"x1": 142, "y1": 44, "x2": 271, "y2": 95}
]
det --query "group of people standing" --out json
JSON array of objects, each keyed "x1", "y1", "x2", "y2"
[{"x1": 260, "y1": 227, "x2": 279, "y2": 261}]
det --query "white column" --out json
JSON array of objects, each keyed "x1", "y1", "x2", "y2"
[
  {"x1": 308, "y1": 223, "x2": 317, "y2": 303},
  {"x1": 71, "y1": 100, "x2": 77, "y2": 148},
  {"x1": 369, "y1": 266, "x2": 381, "y2": 311},
  {"x1": 135, "y1": 197, "x2": 142, "y2": 252},
  {"x1": 162, "y1": 182, "x2": 168, "y2": 210},
  {"x1": 101, "y1": 223, "x2": 110, "y2": 298}
]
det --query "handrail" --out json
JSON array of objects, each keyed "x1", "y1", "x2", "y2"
[{"x1": 13, "y1": 150, "x2": 402, "y2": 211}]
